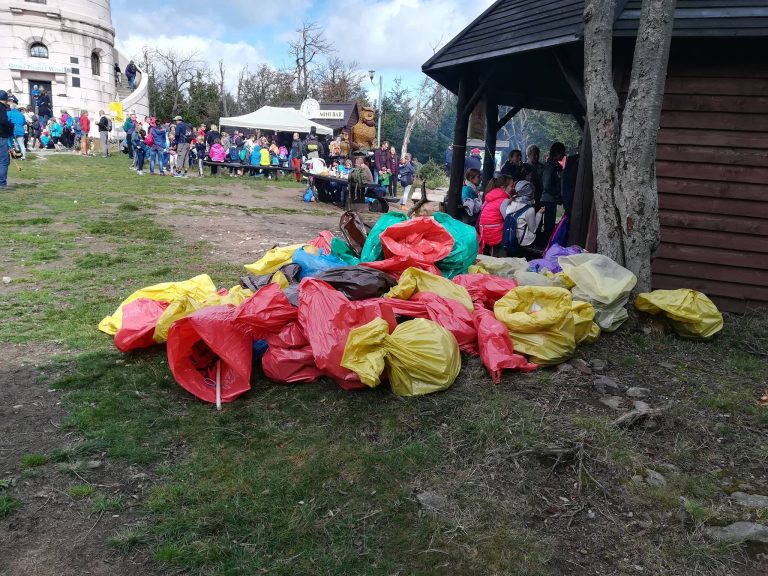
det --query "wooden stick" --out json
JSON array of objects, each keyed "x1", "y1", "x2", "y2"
[{"x1": 215, "y1": 360, "x2": 222, "y2": 411}]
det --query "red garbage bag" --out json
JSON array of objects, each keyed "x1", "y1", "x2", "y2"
[
  {"x1": 360, "y1": 256, "x2": 442, "y2": 279},
  {"x1": 386, "y1": 292, "x2": 478, "y2": 354},
  {"x1": 298, "y1": 279, "x2": 396, "y2": 390},
  {"x1": 452, "y1": 274, "x2": 519, "y2": 309},
  {"x1": 167, "y1": 305, "x2": 252, "y2": 403},
  {"x1": 114, "y1": 298, "x2": 169, "y2": 352},
  {"x1": 232, "y1": 283, "x2": 298, "y2": 338},
  {"x1": 379, "y1": 217, "x2": 454, "y2": 263},
  {"x1": 308, "y1": 230, "x2": 335, "y2": 253},
  {"x1": 473, "y1": 306, "x2": 537, "y2": 383},
  {"x1": 262, "y1": 321, "x2": 323, "y2": 384}
]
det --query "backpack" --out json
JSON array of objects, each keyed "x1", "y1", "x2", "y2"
[
  {"x1": 502, "y1": 206, "x2": 530, "y2": 253},
  {"x1": 238, "y1": 148, "x2": 247, "y2": 162},
  {"x1": 73, "y1": 118, "x2": 81, "y2": 132},
  {"x1": 348, "y1": 167, "x2": 368, "y2": 191}
]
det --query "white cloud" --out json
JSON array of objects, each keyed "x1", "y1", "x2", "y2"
[
  {"x1": 322, "y1": 0, "x2": 495, "y2": 72},
  {"x1": 115, "y1": 35, "x2": 270, "y2": 89}
]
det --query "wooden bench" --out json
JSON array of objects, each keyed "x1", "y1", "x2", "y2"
[{"x1": 202, "y1": 161, "x2": 287, "y2": 179}]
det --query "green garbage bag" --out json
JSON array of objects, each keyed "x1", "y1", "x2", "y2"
[
  {"x1": 330, "y1": 237, "x2": 360, "y2": 265},
  {"x1": 360, "y1": 212, "x2": 409, "y2": 262},
  {"x1": 433, "y1": 212, "x2": 478, "y2": 279}
]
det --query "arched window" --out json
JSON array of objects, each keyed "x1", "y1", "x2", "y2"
[
  {"x1": 91, "y1": 52, "x2": 101, "y2": 76},
  {"x1": 30, "y1": 43, "x2": 48, "y2": 58}
]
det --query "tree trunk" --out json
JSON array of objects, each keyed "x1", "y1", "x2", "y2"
[
  {"x1": 614, "y1": 0, "x2": 676, "y2": 292},
  {"x1": 584, "y1": 0, "x2": 676, "y2": 292},
  {"x1": 583, "y1": 0, "x2": 622, "y2": 264}
]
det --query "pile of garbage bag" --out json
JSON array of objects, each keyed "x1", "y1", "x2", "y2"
[{"x1": 99, "y1": 213, "x2": 723, "y2": 404}]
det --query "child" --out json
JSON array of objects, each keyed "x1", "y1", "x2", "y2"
[
  {"x1": 259, "y1": 144, "x2": 271, "y2": 178},
  {"x1": 194, "y1": 135, "x2": 207, "y2": 177},
  {"x1": 209, "y1": 138, "x2": 226, "y2": 175},
  {"x1": 377, "y1": 167, "x2": 391, "y2": 196},
  {"x1": 228, "y1": 144, "x2": 240, "y2": 177},
  {"x1": 168, "y1": 146, "x2": 178, "y2": 175},
  {"x1": 505, "y1": 180, "x2": 545, "y2": 253},
  {"x1": 132, "y1": 129, "x2": 148, "y2": 175},
  {"x1": 461, "y1": 167, "x2": 482, "y2": 224}
]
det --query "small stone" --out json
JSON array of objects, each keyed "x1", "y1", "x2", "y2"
[
  {"x1": 12, "y1": 404, "x2": 22, "y2": 410},
  {"x1": 2, "y1": 276, "x2": 11, "y2": 285},
  {"x1": 595, "y1": 376, "x2": 621, "y2": 393},
  {"x1": 626, "y1": 387, "x2": 651, "y2": 399},
  {"x1": 632, "y1": 400, "x2": 651, "y2": 412},
  {"x1": 737, "y1": 483, "x2": 755, "y2": 492},
  {"x1": 86, "y1": 460, "x2": 102, "y2": 469},
  {"x1": 659, "y1": 362, "x2": 676, "y2": 370},
  {"x1": 571, "y1": 359, "x2": 592, "y2": 375},
  {"x1": 600, "y1": 396, "x2": 624, "y2": 410},
  {"x1": 416, "y1": 490, "x2": 449, "y2": 512},
  {"x1": 641, "y1": 419, "x2": 659, "y2": 430},
  {"x1": 704, "y1": 522, "x2": 768, "y2": 544},
  {"x1": 731, "y1": 492, "x2": 768, "y2": 509},
  {"x1": 590, "y1": 359, "x2": 606, "y2": 372},
  {"x1": 586, "y1": 509, "x2": 596, "y2": 519},
  {"x1": 645, "y1": 469, "x2": 667, "y2": 487},
  {"x1": 556, "y1": 363, "x2": 576, "y2": 373},
  {"x1": 130, "y1": 472, "x2": 149, "y2": 482},
  {"x1": 631, "y1": 475, "x2": 645, "y2": 485}
]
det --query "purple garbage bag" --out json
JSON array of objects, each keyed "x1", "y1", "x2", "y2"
[{"x1": 527, "y1": 244, "x2": 584, "y2": 274}]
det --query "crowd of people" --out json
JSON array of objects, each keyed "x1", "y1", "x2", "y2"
[{"x1": 460, "y1": 142, "x2": 578, "y2": 258}]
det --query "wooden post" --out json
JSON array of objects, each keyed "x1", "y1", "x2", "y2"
[
  {"x1": 482, "y1": 99, "x2": 498, "y2": 189},
  {"x1": 567, "y1": 124, "x2": 593, "y2": 247},
  {"x1": 446, "y1": 77, "x2": 471, "y2": 218}
]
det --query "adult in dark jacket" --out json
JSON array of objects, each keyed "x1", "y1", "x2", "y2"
[
  {"x1": 373, "y1": 140, "x2": 389, "y2": 184},
  {"x1": 464, "y1": 147, "x2": 482, "y2": 172},
  {"x1": 290, "y1": 132, "x2": 303, "y2": 182},
  {"x1": 526, "y1": 144, "x2": 544, "y2": 208},
  {"x1": 398, "y1": 153, "x2": 416, "y2": 207},
  {"x1": 97, "y1": 110, "x2": 111, "y2": 158},
  {"x1": 125, "y1": 60, "x2": 138, "y2": 91},
  {"x1": 303, "y1": 126, "x2": 320, "y2": 159},
  {"x1": 205, "y1": 124, "x2": 220, "y2": 147},
  {"x1": 173, "y1": 115, "x2": 191, "y2": 176},
  {"x1": 0, "y1": 90, "x2": 12, "y2": 189},
  {"x1": 541, "y1": 142, "x2": 565, "y2": 242},
  {"x1": 36, "y1": 88, "x2": 52, "y2": 127},
  {"x1": 500, "y1": 149, "x2": 522, "y2": 179}
]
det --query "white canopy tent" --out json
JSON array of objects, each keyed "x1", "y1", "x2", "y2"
[{"x1": 218, "y1": 106, "x2": 333, "y2": 135}]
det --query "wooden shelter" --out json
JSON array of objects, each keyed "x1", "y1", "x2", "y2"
[{"x1": 422, "y1": 0, "x2": 768, "y2": 312}]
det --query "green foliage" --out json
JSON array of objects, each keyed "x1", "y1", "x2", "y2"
[
  {"x1": 416, "y1": 160, "x2": 448, "y2": 189},
  {"x1": 90, "y1": 494, "x2": 125, "y2": 513},
  {"x1": 68, "y1": 484, "x2": 96, "y2": 500}
]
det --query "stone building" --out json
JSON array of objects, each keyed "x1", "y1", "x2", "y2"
[{"x1": 0, "y1": 0, "x2": 148, "y2": 132}]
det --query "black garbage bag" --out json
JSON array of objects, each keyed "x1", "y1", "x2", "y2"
[
  {"x1": 313, "y1": 266, "x2": 397, "y2": 301},
  {"x1": 240, "y1": 263, "x2": 303, "y2": 292}
]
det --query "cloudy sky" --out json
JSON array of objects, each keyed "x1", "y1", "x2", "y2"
[{"x1": 112, "y1": 0, "x2": 495, "y2": 97}]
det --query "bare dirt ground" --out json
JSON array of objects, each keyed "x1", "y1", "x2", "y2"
[{"x1": 0, "y1": 343, "x2": 160, "y2": 576}]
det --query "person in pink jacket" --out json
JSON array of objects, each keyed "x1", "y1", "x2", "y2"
[{"x1": 208, "y1": 138, "x2": 226, "y2": 175}]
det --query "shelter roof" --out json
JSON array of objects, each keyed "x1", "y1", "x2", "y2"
[
  {"x1": 219, "y1": 106, "x2": 333, "y2": 135},
  {"x1": 283, "y1": 101, "x2": 358, "y2": 132},
  {"x1": 423, "y1": 0, "x2": 768, "y2": 72}
]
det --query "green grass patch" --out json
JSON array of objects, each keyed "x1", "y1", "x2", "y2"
[
  {"x1": 68, "y1": 484, "x2": 97, "y2": 500},
  {"x1": 20, "y1": 453, "x2": 48, "y2": 468},
  {"x1": 90, "y1": 494, "x2": 125, "y2": 513},
  {"x1": 0, "y1": 494, "x2": 21, "y2": 518}
]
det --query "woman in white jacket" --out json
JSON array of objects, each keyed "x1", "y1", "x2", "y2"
[{"x1": 504, "y1": 180, "x2": 544, "y2": 250}]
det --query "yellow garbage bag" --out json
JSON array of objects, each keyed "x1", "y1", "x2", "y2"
[
  {"x1": 494, "y1": 286, "x2": 576, "y2": 366},
  {"x1": 385, "y1": 267, "x2": 473, "y2": 311},
  {"x1": 476, "y1": 255, "x2": 529, "y2": 279},
  {"x1": 341, "y1": 317, "x2": 460, "y2": 397},
  {"x1": 98, "y1": 274, "x2": 218, "y2": 335},
  {"x1": 572, "y1": 300, "x2": 601, "y2": 345},
  {"x1": 635, "y1": 289, "x2": 723, "y2": 340},
  {"x1": 467, "y1": 264, "x2": 489, "y2": 274},
  {"x1": 558, "y1": 253, "x2": 637, "y2": 332},
  {"x1": 244, "y1": 243, "x2": 304, "y2": 275},
  {"x1": 153, "y1": 285, "x2": 254, "y2": 343}
]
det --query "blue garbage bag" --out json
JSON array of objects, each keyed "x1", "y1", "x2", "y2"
[{"x1": 292, "y1": 247, "x2": 347, "y2": 279}]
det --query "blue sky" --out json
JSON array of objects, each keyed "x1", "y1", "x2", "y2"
[{"x1": 112, "y1": 0, "x2": 495, "y2": 98}]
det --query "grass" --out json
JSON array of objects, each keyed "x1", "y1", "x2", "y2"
[
  {"x1": 0, "y1": 494, "x2": 21, "y2": 519},
  {"x1": 19, "y1": 453, "x2": 48, "y2": 468},
  {"x1": 1, "y1": 154, "x2": 767, "y2": 575}
]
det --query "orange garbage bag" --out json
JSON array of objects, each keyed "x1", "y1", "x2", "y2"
[
  {"x1": 379, "y1": 216, "x2": 454, "y2": 263},
  {"x1": 473, "y1": 306, "x2": 538, "y2": 383},
  {"x1": 307, "y1": 230, "x2": 335, "y2": 253},
  {"x1": 167, "y1": 305, "x2": 253, "y2": 404}
]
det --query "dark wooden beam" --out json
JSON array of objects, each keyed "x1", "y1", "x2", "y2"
[
  {"x1": 496, "y1": 105, "x2": 521, "y2": 132},
  {"x1": 567, "y1": 122, "x2": 593, "y2": 248},
  {"x1": 446, "y1": 77, "x2": 471, "y2": 218},
  {"x1": 482, "y1": 99, "x2": 499, "y2": 188},
  {"x1": 554, "y1": 49, "x2": 586, "y2": 114},
  {"x1": 461, "y1": 72, "x2": 493, "y2": 119}
]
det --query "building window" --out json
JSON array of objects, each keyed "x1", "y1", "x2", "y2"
[
  {"x1": 30, "y1": 43, "x2": 48, "y2": 58},
  {"x1": 70, "y1": 56, "x2": 79, "y2": 64},
  {"x1": 72, "y1": 78, "x2": 81, "y2": 88},
  {"x1": 71, "y1": 67, "x2": 80, "y2": 75},
  {"x1": 91, "y1": 52, "x2": 100, "y2": 76}
]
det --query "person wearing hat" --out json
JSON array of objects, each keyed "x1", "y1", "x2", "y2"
[
  {"x1": 173, "y1": 115, "x2": 191, "y2": 177},
  {"x1": 504, "y1": 179, "x2": 545, "y2": 253},
  {"x1": 0, "y1": 90, "x2": 13, "y2": 189},
  {"x1": 465, "y1": 147, "x2": 482, "y2": 172}
]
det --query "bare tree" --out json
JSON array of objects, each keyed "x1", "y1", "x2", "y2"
[
  {"x1": 314, "y1": 57, "x2": 367, "y2": 102},
  {"x1": 218, "y1": 60, "x2": 228, "y2": 117},
  {"x1": 584, "y1": 0, "x2": 676, "y2": 292},
  {"x1": 288, "y1": 21, "x2": 334, "y2": 99},
  {"x1": 152, "y1": 49, "x2": 203, "y2": 116},
  {"x1": 400, "y1": 77, "x2": 446, "y2": 158}
]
